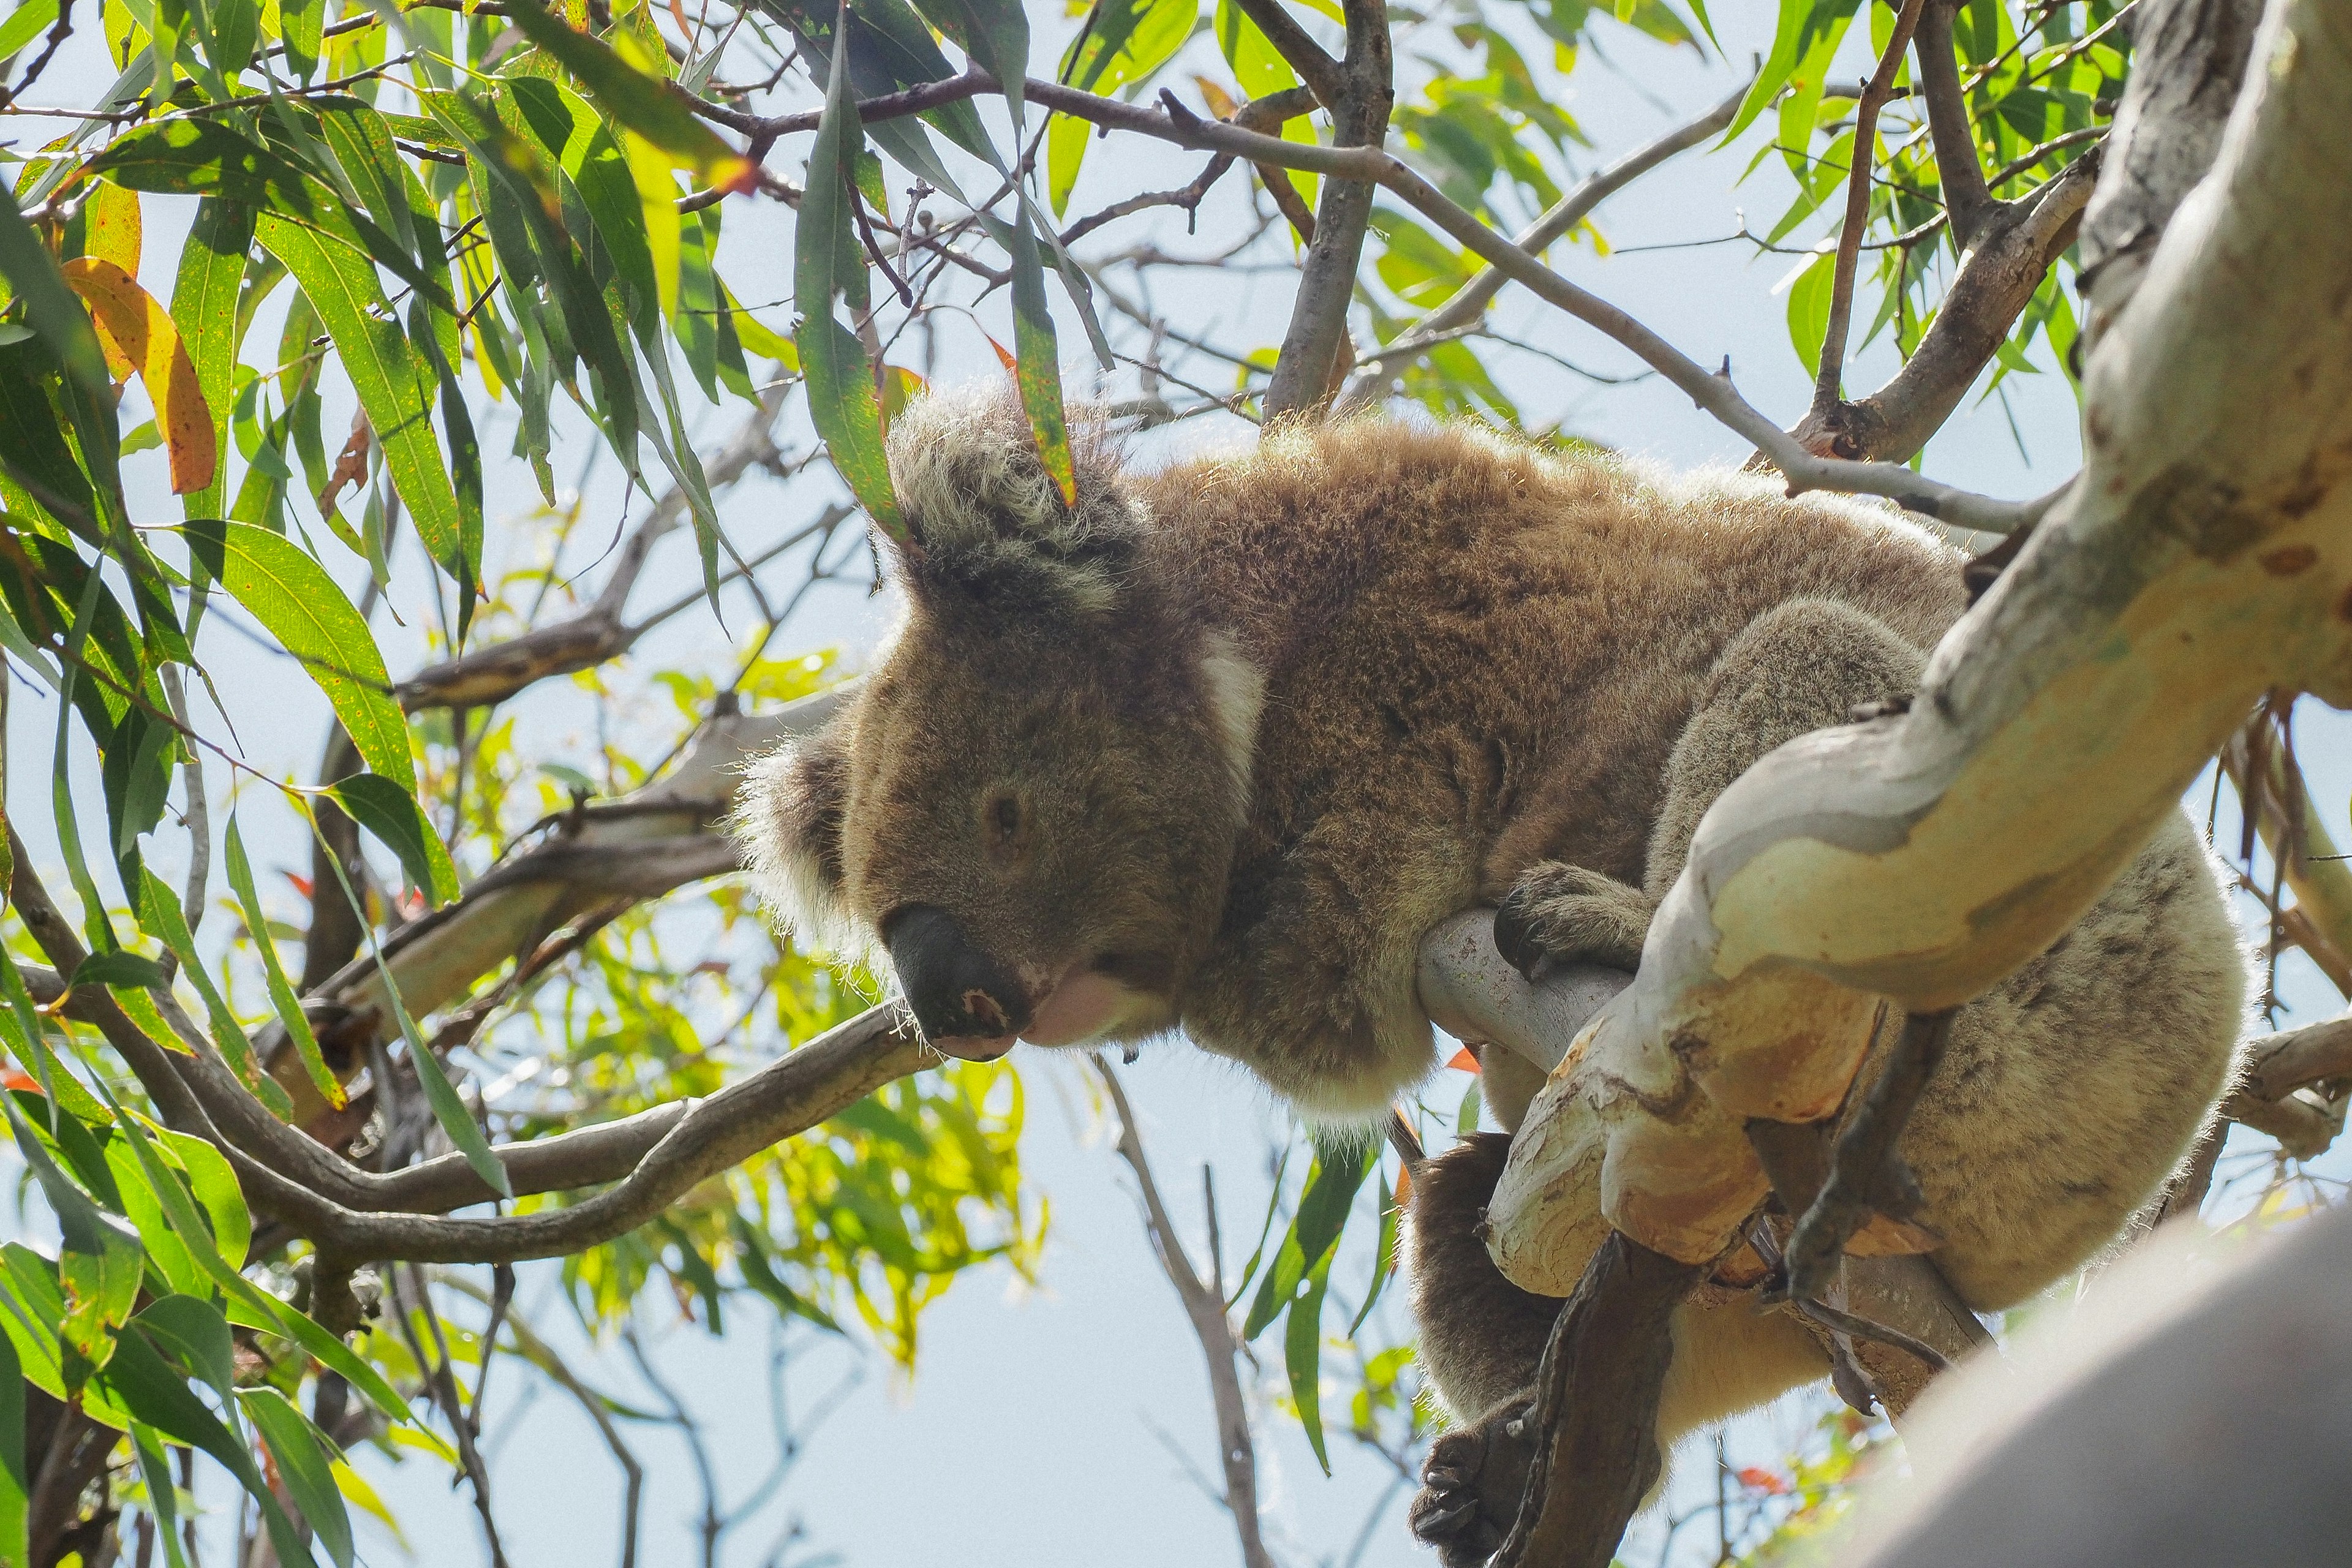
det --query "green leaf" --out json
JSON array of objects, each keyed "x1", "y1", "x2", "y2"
[
  {"x1": 222, "y1": 815, "x2": 342, "y2": 1112},
  {"x1": 1286, "y1": 1244, "x2": 1334, "y2": 1474},
  {"x1": 306, "y1": 821, "x2": 513, "y2": 1200},
  {"x1": 327, "y1": 773, "x2": 459, "y2": 908},
  {"x1": 0, "y1": 185, "x2": 109, "y2": 396},
  {"x1": 244, "y1": 1387, "x2": 354, "y2": 1568},
  {"x1": 132, "y1": 1295, "x2": 235, "y2": 1403},
  {"x1": 251, "y1": 216, "x2": 469, "y2": 592},
  {"x1": 153, "y1": 1126, "x2": 251, "y2": 1270},
  {"x1": 98, "y1": 1329, "x2": 320, "y2": 1568},
  {"x1": 93, "y1": 1079, "x2": 415, "y2": 1425},
  {"x1": 130, "y1": 1427, "x2": 192, "y2": 1568},
  {"x1": 795, "y1": 22, "x2": 903, "y2": 538},
  {"x1": 1784, "y1": 247, "x2": 1836, "y2": 378},
  {"x1": 281, "y1": 0, "x2": 322, "y2": 80},
  {"x1": 979, "y1": 209, "x2": 1075, "y2": 506},
  {"x1": 67, "y1": 950, "x2": 168, "y2": 990},
  {"x1": 1349, "y1": 1170, "x2": 1399, "y2": 1336},
  {"x1": 1724, "y1": 0, "x2": 1860, "y2": 145},
  {"x1": 183, "y1": 519, "x2": 409, "y2": 786},
  {"x1": 1243, "y1": 1136, "x2": 1375, "y2": 1341},
  {"x1": 134, "y1": 866, "x2": 293, "y2": 1118},
  {"x1": 1048, "y1": 0, "x2": 1192, "y2": 213},
  {"x1": 502, "y1": 0, "x2": 755, "y2": 190},
  {"x1": 0, "y1": 0, "x2": 58, "y2": 59},
  {"x1": 0, "y1": 1328, "x2": 25, "y2": 1568}
]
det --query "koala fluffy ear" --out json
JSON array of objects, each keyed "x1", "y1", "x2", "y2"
[
  {"x1": 736, "y1": 721, "x2": 866, "y2": 962},
  {"x1": 883, "y1": 383, "x2": 1139, "y2": 616}
]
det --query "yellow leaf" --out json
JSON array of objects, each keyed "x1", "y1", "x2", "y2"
[
  {"x1": 624, "y1": 129, "x2": 681, "y2": 322},
  {"x1": 85, "y1": 181, "x2": 141, "y2": 277},
  {"x1": 331, "y1": 1459, "x2": 409, "y2": 1548},
  {"x1": 60, "y1": 257, "x2": 217, "y2": 495}
]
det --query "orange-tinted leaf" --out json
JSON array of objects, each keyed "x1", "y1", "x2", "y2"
[
  {"x1": 1391, "y1": 1155, "x2": 1411, "y2": 1210},
  {"x1": 879, "y1": 364, "x2": 928, "y2": 428},
  {"x1": 317, "y1": 413, "x2": 371, "y2": 518},
  {"x1": 85, "y1": 181, "x2": 142, "y2": 277},
  {"x1": 1737, "y1": 1466, "x2": 1790, "y2": 1495},
  {"x1": 1446, "y1": 1045, "x2": 1479, "y2": 1074},
  {"x1": 1194, "y1": 75, "x2": 1239, "y2": 121},
  {"x1": 61, "y1": 258, "x2": 217, "y2": 494}
]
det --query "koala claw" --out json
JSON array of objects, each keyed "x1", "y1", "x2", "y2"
[
  {"x1": 1493, "y1": 862, "x2": 1654, "y2": 981},
  {"x1": 1405, "y1": 1398, "x2": 1539, "y2": 1568}
]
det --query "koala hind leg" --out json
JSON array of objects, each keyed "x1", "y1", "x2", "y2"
[
  {"x1": 1494, "y1": 599, "x2": 1928, "y2": 986},
  {"x1": 1642, "y1": 597, "x2": 1928, "y2": 898}
]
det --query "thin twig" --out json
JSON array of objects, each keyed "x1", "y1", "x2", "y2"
[
  {"x1": 1092, "y1": 1060, "x2": 1275, "y2": 1568},
  {"x1": 1814, "y1": 0, "x2": 1929, "y2": 420}
]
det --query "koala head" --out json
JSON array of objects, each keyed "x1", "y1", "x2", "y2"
[{"x1": 740, "y1": 386, "x2": 1264, "y2": 1060}]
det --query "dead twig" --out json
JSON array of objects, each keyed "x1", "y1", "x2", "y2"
[
  {"x1": 1093, "y1": 1060, "x2": 1276, "y2": 1568},
  {"x1": 1784, "y1": 1009, "x2": 1956, "y2": 1303}
]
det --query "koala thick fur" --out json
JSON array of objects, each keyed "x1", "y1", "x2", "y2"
[{"x1": 741, "y1": 386, "x2": 2245, "y2": 1522}]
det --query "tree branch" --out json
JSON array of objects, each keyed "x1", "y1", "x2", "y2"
[
  {"x1": 261, "y1": 1003, "x2": 926, "y2": 1265},
  {"x1": 263, "y1": 687, "x2": 849, "y2": 1123},
  {"x1": 1335, "y1": 77, "x2": 1748, "y2": 412},
  {"x1": 1231, "y1": 0, "x2": 1345, "y2": 106},
  {"x1": 1790, "y1": 149, "x2": 2100, "y2": 464},
  {"x1": 1093, "y1": 1061, "x2": 1275, "y2": 1568},
  {"x1": 1486, "y1": 0, "x2": 2348, "y2": 1305},
  {"x1": 1262, "y1": 0, "x2": 1392, "y2": 420},
  {"x1": 1915, "y1": 0, "x2": 1996, "y2": 247},
  {"x1": 2076, "y1": 0, "x2": 2266, "y2": 345},
  {"x1": 1488, "y1": 1234, "x2": 1703, "y2": 1568},
  {"x1": 1814, "y1": 0, "x2": 1930, "y2": 420}
]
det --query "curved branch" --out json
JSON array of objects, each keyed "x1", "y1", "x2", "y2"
[
  {"x1": 263, "y1": 687, "x2": 850, "y2": 1124},
  {"x1": 1487, "y1": 0, "x2": 2352, "y2": 1291},
  {"x1": 272, "y1": 1004, "x2": 927, "y2": 1265}
]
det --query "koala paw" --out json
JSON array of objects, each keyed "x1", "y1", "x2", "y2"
[
  {"x1": 1406, "y1": 1397, "x2": 1537, "y2": 1568},
  {"x1": 1493, "y1": 862, "x2": 1654, "y2": 981}
]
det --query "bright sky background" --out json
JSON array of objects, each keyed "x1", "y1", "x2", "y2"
[{"x1": 7, "y1": 5, "x2": 2348, "y2": 1567}]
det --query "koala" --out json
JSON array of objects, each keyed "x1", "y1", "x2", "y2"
[{"x1": 739, "y1": 387, "x2": 2245, "y2": 1561}]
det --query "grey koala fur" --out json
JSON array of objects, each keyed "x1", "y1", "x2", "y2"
[{"x1": 737, "y1": 388, "x2": 2248, "y2": 1559}]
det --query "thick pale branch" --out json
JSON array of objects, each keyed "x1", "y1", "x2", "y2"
[
  {"x1": 2076, "y1": 0, "x2": 2266, "y2": 341},
  {"x1": 1486, "y1": 0, "x2": 2352, "y2": 1290}
]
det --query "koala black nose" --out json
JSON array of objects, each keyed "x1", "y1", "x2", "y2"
[{"x1": 881, "y1": 905, "x2": 1033, "y2": 1052}]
